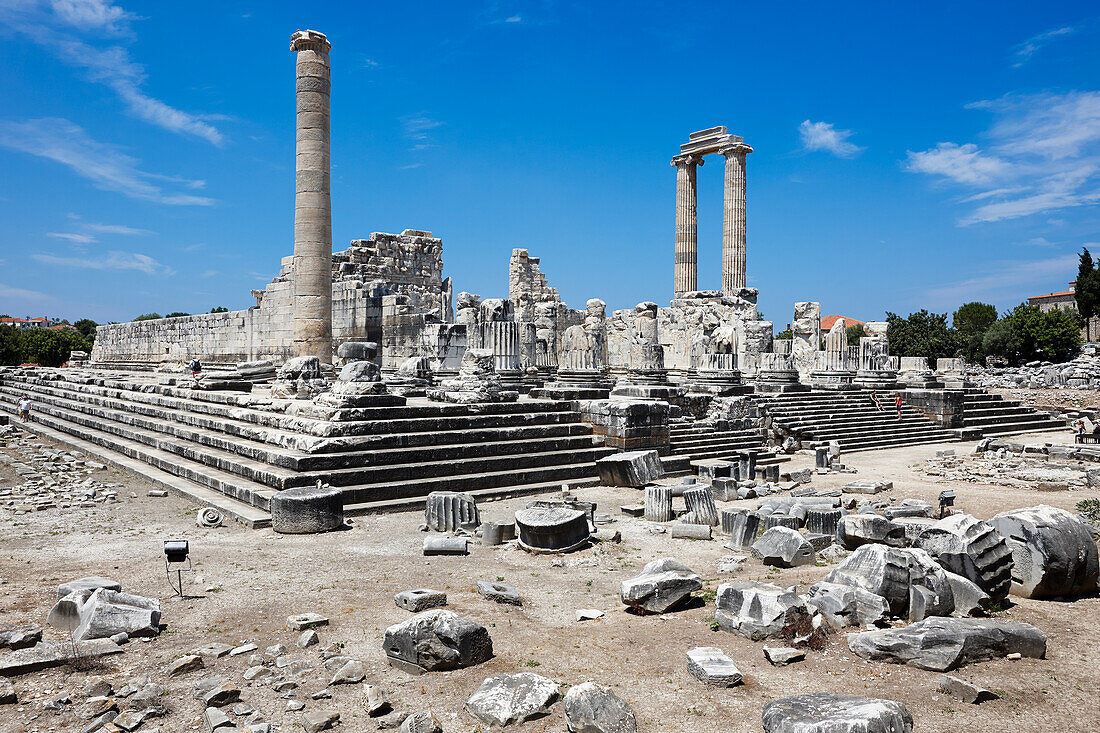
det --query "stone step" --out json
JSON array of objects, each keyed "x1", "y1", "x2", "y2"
[
  {"x1": 789, "y1": 423, "x2": 957, "y2": 442},
  {"x1": 832, "y1": 434, "x2": 960, "y2": 453},
  {"x1": 961, "y1": 406, "x2": 1037, "y2": 419},
  {"x1": 342, "y1": 477, "x2": 602, "y2": 516},
  {"x1": 668, "y1": 435, "x2": 769, "y2": 452},
  {"x1": 961, "y1": 416, "x2": 1066, "y2": 432},
  {"x1": 0, "y1": 400, "x2": 272, "y2": 528}
]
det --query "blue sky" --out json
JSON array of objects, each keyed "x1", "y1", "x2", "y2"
[{"x1": 1, "y1": 1, "x2": 1098, "y2": 328}]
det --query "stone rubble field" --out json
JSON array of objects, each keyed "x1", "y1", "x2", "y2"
[{"x1": 1, "y1": 427, "x2": 1099, "y2": 733}]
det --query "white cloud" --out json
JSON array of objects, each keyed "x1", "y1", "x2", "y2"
[
  {"x1": 33, "y1": 250, "x2": 174, "y2": 275},
  {"x1": 0, "y1": 2, "x2": 223, "y2": 145},
  {"x1": 798, "y1": 120, "x2": 863, "y2": 158},
  {"x1": 401, "y1": 113, "x2": 443, "y2": 151},
  {"x1": 200, "y1": 269, "x2": 218, "y2": 278},
  {"x1": 0, "y1": 283, "x2": 53, "y2": 302},
  {"x1": 904, "y1": 142, "x2": 1010, "y2": 185},
  {"x1": 83, "y1": 222, "x2": 153, "y2": 235},
  {"x1": 47, "y1": 231, "x2": 96, "y2": 243},
  {"x1": 924, "y1": 253, "x2": 1079, "y2": 308},
  {"x1": 0, "y1": 118, "x2": 214, "y2": 205},
  {"x1": 505, "y1": 16, "x2": 521, "y2": 23},
  {"x1": 1012, "y1": 26, "x2": 1076, "y2": 67},
  {"x1": 905, "y1": 91, "x2": 1100, "y2": 224}
]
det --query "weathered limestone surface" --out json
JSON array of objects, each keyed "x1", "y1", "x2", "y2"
[
  {"x1": 290, "y1": 29, "x2": 334, "y2": 363},
  {"x1": 762, "y1": 693, "x2": 913, "y2": 733},
  {"x1": 383, "y1": 610, "x2": 493, "y2": 673},
  {"x1": 989, "y1": 505, "x2": 1099, "y2": 598},
  {"x1": 714, "y1": 580, "x2": 811, "y2": 640},
  {"x1": 847, "y1": 618, "x2": 1047, "y2": 671},
  {"x1": 721, "y1": 141, "x2": 752, "y2": 293},
  {"x1": 672, "y1": 154, "x2": 702, "y2": 297},
  {"x1": 620, "y1": 558, "x2": 701, "y2": 613}
]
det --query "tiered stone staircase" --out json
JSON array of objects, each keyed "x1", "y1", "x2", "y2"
[
  {"x1": 758, "y1": 390, "x2": 959, "y2": 453},
  {"x1": 957, "y1": 388, "x2": 1065, "y2": 437},
  {"x1": 666, "y1": 417, "x2": 785, "y2": 470},
  {"x1": 0, "y1": 370, "x2": 615, "y2": 527}
]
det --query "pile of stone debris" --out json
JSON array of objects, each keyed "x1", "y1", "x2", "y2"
[
  {"x1": 0, "y1": 423, "x2": 123, "y2": 515},
  {"x1": 921, "y1": 444, "x2": 1098, "y2": 492},
  {"x1": 970, "y1": 343, "x2": 1100, "y2": 390}
]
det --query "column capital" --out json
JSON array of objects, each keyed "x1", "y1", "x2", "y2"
[
  {"x1": 291, "y1": 29, "x2": 331, "y2": 54},
  {"x1": 671, "y1": 153, "x2": 705, "y2": 168},
  {"x1": 719, "y1": 142, "x2": 753, "y2": 157}
]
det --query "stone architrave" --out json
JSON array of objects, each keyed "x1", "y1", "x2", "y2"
[
  {"x1": 790, "y1": 302, "x2": 821, "y2": 380},
  {"x1": 720, "y1": 142, "x2": 752, "y2": 293},
  {"x1": 290, "y1": 30, "x2": 334, "y2": 363},
  {"x1": 672, "y1": 154, "x2": 703, "y2": 297}
]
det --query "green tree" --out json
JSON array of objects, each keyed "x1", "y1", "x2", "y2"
[
  {"x1": 0, "y1": 324, "x2": 21, "y2": 366},
  {"x1": 885, "y1": 310, "x2": 959, "y2": 361},
  {"x1": 952, "y1": 302, "x2": 997, "y2": 335},
  {"x1": 209, "y1": 306, "x2": 229, "y2": 313},
  {"x1": 133, "y1": 313, "x2": 162, "y2": 321},
  {"x1": 845, "y1": 323, "x2": 866, "y2": 344},
  {"x1": 1077, "y1": 247, "x2": 1100, "y2": 341},
  {"x1": 73, "y1": 318, "x2": 99, "y2": 342},
  {"x1": 983, "y1": 304, "x2": 1082, "y2": 363},
  {"x1": 20, "y1": 329, "x2": 91, "y2": 367},
  {"x1": 774, "y1": 328, "x2": 793, "y2": 340},
  {"x1": 165, "y1": 312, "x2": 190, "y2": 318}
]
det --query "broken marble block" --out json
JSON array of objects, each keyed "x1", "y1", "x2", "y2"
[
  {"x1": 596, "y1": 450, "x2": 664, "y2": 488},
  {"x1": 939, "y1": 674, "x2": 999, "y2": 704},
  {"x1": 842, "y1": 480, "x2": 892, "y2": 495},
  {"x1": 686, "y1": 646, "x2": 743, "y2": 687},
  {"x1": 989, "y1": 504, "x2": 1099, "y2": 599},
  {"x1": 822, "y1": 544, "x2": 955, "y2": 619},
  {"x1": 515, "y1": 506, "x2": 591, "y2": 553},
  {"x1": 915, "y1": 514, "x2": 1013, "y2": 602},
  {"x1": 270, "y1": 484, "x2": 344, "y2": 534},
  {"x1": 394, "y1": 589, "x2": 447, "y2": 613},
  {"x1": 804, "y1": 508, "x2": 843, "y2": 537},
  {"x1": 722, "y1": 509, "x2": 762, "y2": 551},
  {"x1": 424, "y1": 491, "x2": 480, "y2": 532},
  {"x1": 423, "y1": 537, "x2": 469, "y2": 556},
  {"x1": 477, "y1": 581, "x2": 521, "y2": 606},
  {"x1": 805, "y1": 581, "x2": 889, "y2": 628},
  {"x1": 383, "y1": 610, "x2": 492, "y2": 674},
  {"x1": 619, "y1": 558, "x2": 701, "y2": 614},
  {"x1": 563, "y1": 682, "x2": 638, "y2": 733},
  {"x1": 752, "y1": 527, "x2": 816, "y2": 568},
  {"x1": 67, "y1": 588, "x2": 160, "y2": 642},
  {"x1": 848, "y1": 617, "x2": 1046, "y2": 671},
  {"x1": 714, "y1": 581, "x2": 813, "y2": 641},
  {"x1": 644, "y1": 485, "x2": 673, "y2": 523},
  {"x1": 763, "y1": 646, "x2": 805, "y2": 666},
  {"x1": 762, "y1": 693, "x2": 913, "y2": 733},
  {"x1": 682, "y1": 486, "x2": 719, "y2": 526},
  {"x1": 835, "y1": 514, "x2": 907, "y2": 550},
  {"x1": 464, "y1": 673, "x2": 560, "y2": 727},
  {"x1": 56, "y1": 577, "x2": 121, "y2": 600}
]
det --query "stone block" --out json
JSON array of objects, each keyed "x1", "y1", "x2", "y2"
[
  {"x1": 395, "y1": 589, "x2": 447, "y2": 612},
  {"x1": 686, "y1": 647, "x2": 742, "y2": 687},
  {"x1": 596, "y1": 450, "x2": 664, "y2": 487}
]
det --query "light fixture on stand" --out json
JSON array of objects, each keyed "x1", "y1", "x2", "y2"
[{"x1": 164, "y1": 539, "x2": 191, "y2": 597}]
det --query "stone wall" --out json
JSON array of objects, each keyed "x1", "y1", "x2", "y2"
[
  {"x1": 508, "y1": 248, "x2": 558, "y2": 304},
  {"x1": 91, "y1": 230, "x2": 443, "y2": 367}
]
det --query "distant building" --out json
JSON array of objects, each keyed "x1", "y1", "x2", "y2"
[
  {"x1": 1027, "y1": 283, "x2": 1078, "y2": 313},
  {"x1": 820, "y1": 315, "x2": 865, "y2": 331},
  {"x1": 1, "y1": 316, "x2": 51, "y2": 330}
]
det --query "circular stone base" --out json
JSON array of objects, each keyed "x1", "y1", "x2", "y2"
[
  {"x1": 515, "y1": 506, "x2": 591, "y2": 554},
  {"x1": 270, "y1": 485, "x2": 344, "y2": 534}
]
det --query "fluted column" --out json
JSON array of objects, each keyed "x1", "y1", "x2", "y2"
[
  {"x1": 290, "y1": 29, "x2": 333, "y2": 363},
  {"x1": 672, "y1": 154, "x2": 703, "y2": 297},
  {"x1": 720, "y1": 142, "x2": 752, "y2": 294}
]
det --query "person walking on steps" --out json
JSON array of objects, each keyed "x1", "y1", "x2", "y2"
[
  {"x1": 17, "y1": 395, "x2": 31, "y2": 423},
  {"x1": 894, "y1": 392, "x2": 903, "y2": 420},
  {"x1": 188, "y1": 357, "x2": 202, "y2": 380}
]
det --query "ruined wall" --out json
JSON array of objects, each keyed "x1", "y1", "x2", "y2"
[
  {"x1": 606, "y1": 289, "x2": 759, "y2": 373},
  {"x1": 508, "y1": 249, "x2": 558, "y2": 304},
  {"x1": 91, "y1": 230, "x2": 443, "y2": 366}
]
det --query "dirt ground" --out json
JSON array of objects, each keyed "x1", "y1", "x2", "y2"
[{"x1": 1, "y1": 426, "x2": 1099, "y2": 733}]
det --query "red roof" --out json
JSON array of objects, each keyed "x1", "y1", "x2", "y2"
[
  {"x1": 820, "y1": 315, "x2": 865, "y2": 331},
  {"x1": 1028, "y1": 291, "x2": 1075, "y2": 300}
]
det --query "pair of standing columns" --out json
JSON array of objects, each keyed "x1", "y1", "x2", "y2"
[{"x1": 673, "y1": 142, "x2": 752, "y2": 297}]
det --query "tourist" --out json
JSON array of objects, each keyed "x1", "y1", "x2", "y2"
[
  {"x1": 894, "y1": 392, "x2": 903, "y2": 420},
  {"x1": 17, "y1": 395, "x2": 31, "y2": 423},
  {"x1": 188, "y1": 357, "x2": 203, "y2": 379},
  {"x1": 870, "y1": 390, "x2": 883, "y2": 411}
]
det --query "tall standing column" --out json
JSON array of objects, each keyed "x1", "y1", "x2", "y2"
[
  {"x1": 290, "y1": 29, "x2": 333, "y2": 363},
  {"x1": 720, "y1": 142, "x2": 752, "y2": 294},
  {"x1": 672, "y1": 154, "x2": 703, "y2": 297}
]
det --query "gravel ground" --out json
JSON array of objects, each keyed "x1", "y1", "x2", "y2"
[{"x1": 1, "y1": 425, "x2": 1098, "y2": 733}]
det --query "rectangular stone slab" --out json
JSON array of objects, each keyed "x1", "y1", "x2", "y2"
[{"x1": 0, "y1": 639, "x2": 122, "y2": 676}]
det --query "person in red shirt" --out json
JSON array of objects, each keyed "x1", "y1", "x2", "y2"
[{"x1": 894, "y1": 392, "x2": 903, "y2": 420}]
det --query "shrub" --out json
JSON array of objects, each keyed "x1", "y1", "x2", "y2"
[{"x1": 19, "y1": 329, "x2": 91, "y2": 367}]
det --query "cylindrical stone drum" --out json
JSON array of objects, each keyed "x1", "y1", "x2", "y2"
[
  {"x1": 514, "y1": 507, "x2": 590, "y2": 553},
  {"x1": 480, "y1": 521, "x2": 517, "y2": 546},
  {"x1": 644, "y1": 486, "x2": 674, "y2": 523},
  {"x1": 270, "y1": 485, "x2": 344, "y2": 534}
]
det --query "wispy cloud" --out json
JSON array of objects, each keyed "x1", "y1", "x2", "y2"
[
  {"x1": 0, "y1": 1, "x2": 224, "y2": 145},
  {"x1": 904, "y1": 91, "x2": 1100, "y2": 225},
  {"x1": 504, "y1": 16, "x2": 521, "y2": 23},
  {"x1": 0, "y1": 118, "x2": 214, "y2": 205},
  {"x1": 200, "y1": 269, "x2": 218, "y2": 278},
  {"x1": 1012, "y1": 25, "x2": 1077, "y2": 67},
  {"x1": 32, "y1": 249, "x2": 174, "y2": 275},
  {"x1": 83, "y1": 222, "x2": 154, "y2": 235},
  {"x1": 924, "y1": 253, "x2": 1079, "y2": 308},
  {"x1": 401, "y1": 113, "x2": 444, "y2": 151},
  {"x1": 0, "y1": 283, "x2": 54, "y2": 302},
  {"x1": 798, "y1": 120, "x2": 863, "y2": 158},
  {"x1": 47, "y1": 231, "x2": 96, "y2": 244}
]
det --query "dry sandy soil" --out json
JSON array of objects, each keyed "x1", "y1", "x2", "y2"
[{"x1": 1, "y1": 425, "x2": 1098, "y2": 733}]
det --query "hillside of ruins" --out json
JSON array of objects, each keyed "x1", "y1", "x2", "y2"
[{"x1": 1, "y1": 22, "x2": 1099, "y2": 733}]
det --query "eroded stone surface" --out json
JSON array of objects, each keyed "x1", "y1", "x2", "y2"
[
  {"x1": 848, "y1": 617, "x2": 1047, "y2": 671},
  {"x1": 762, "y1": 693, "x2": 913, "y2": 733}
]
